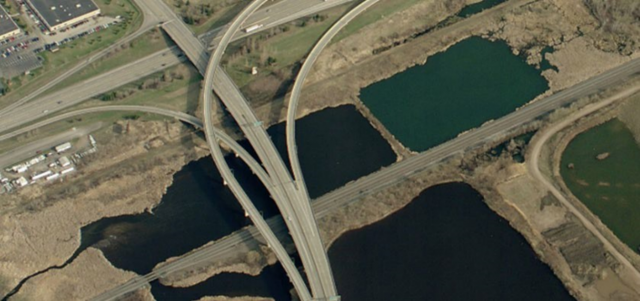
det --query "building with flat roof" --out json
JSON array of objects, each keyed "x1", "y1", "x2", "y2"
[
  {"x1": 0, "y1": 6, "x2": 20, "y2": 41},
  {"x1": 26, "y1": 0, "x2": 100, "y2": 32}
]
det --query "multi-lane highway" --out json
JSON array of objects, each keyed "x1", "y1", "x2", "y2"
[
  {"x1": 202, "y1": 0, "x2": 339, "y2": 298},
  {"x1": 94, "y1": 54, "x2": 640, "y2": 301},
  {"x1": 0, "y1": 0, "x2": 354, "y2": 135},
  {"x1": 286, "y1": 0, "x2": 379, "y2": 204},
  {"x1": 157, "y1": 0, "x2": 318, "y2": 300}
]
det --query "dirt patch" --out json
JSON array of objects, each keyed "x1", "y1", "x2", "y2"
[
  {"x1": 157, "y1": 244, "x2": 281, "y2": 288},
  {"x1": 617, "y1": 94, "x2": 640, "y2": 146},
  {"x1": 8, "y1": 248, "x2": 153, "y2": 301}
]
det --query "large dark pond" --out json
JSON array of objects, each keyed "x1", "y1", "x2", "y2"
[
  {"x1": 72, "y1": 105, "x2": 395, "y2": 299},
  {"x1": 328, "y1": 182, "x2": 574, "y2": 301}
]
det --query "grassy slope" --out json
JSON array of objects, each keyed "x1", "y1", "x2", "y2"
[
  {"x1": 618, "y1": 94, "x2": 640, "y2": 146},
  {"x1": 55, "y1": 29, "x2": 176, "y2": 90},
  {"x1": 225, "y1": 0, "x2": 427, "y2": 91}
]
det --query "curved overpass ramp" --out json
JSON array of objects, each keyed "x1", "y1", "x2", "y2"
[
  {"x1": 286, "y1": 0, "x2": 379, "y2": 206},
  {"x1": 200, "y1": 1, "x2": 315, "y2": 300}
]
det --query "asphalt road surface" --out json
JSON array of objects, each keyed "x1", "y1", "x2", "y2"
[
  {"x1": 200, "y1": 1, "x2": 318, "y2": 300},
  {"x1": 203, "y1": 0, "x2": 338, "y2": 297}
]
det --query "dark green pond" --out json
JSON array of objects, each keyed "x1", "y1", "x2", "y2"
[
  {"x1": 329, "y1": 182, "x2": 574, "y2": 301},
  {"x1": 360, "y1": 37, "x2": 549, "y2": 152},
  {"x1": 561, "y1": 119, "x2": 640, "y2": 253}
]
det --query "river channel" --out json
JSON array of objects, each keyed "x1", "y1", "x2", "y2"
[{"x1": 328, "y1": 182, "x2": 574, "y2": 301}]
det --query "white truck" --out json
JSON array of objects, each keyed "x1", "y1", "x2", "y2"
[{"x1": 243, "y1": 24, "x2": 264, "y2": 33}]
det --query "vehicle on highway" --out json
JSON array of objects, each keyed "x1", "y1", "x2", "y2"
[{"x1": 243, "y1": 24, "x2": 264, "y2": 33}]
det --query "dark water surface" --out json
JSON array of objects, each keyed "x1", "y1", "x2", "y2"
[
  {"x1": 267, "y1": 105, "x2": 397, "y2": 198},
  {"x1": 328, "y1": 182, "x2": 574, "y2": 301},
  {"x1": 360, "y1": 37, "x2": 549, "y2": 152},
  {"x1": 71, "y1": 105, "x2": 394, "y2": 299},
  {"x1": 151, "y1": 265, "x2": 292, "y2": 301},
  {"x1": 457, "y1": 0, "x2": 507, "y2": 17}
]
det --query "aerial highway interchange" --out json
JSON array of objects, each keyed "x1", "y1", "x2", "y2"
[{"x1": 1, "y1": 0, "x2": 640, "y2": 300}]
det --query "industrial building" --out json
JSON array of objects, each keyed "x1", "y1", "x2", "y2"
[
  {"x1": 0, "y1": 6, "x2": 20, "y2": 41},
  {"x1": 25, "y1": 0, "x2": 100, "y2": 32},
  {"x1": 55, "y1": 142, "x2": 72, "y2": 153}
]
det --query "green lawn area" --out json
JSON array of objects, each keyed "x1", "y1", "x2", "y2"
[
  {"x1": 225, "y1": 4, "x2": 352, "y2": 89},
  {"x1": 224, "y1": 0, "x2": 427, "y2": 92},
  {"x1": 162, "y1": 0, "x2": 249, "y2": 35},
  {"x1": 334, "y1": 0, "x2": 424, "y2": 42},
  {"x1": 0, "y1": 0, "x2": 142, "y2": 109},
  {"x1": 114, "y1": 67, "x2": 202, "y2": 113},
  {"x1": 76, "y1": 62, "x2": 203, "y2": 113},
  {"x1": 55, "y1": 29, "x2": 176, "y2": 90}
]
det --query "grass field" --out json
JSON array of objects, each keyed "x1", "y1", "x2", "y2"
[
  {"x1": 76, "y1": 62, "x2": 203, "y2": 113},
  {"x1": 225, "y1": 5, "x2": 352, "y2": 89},
  {"x1": 0, "y1": 0, "x2": 142, "y2": 109},
  {"x1": 333, "y1": 0, "x2": 425, "y2": 42},
  {"x1": 55, "y1": 29, "x2": 176, "y2": 90},
  {"x1": 618, "y1": 94, "x2": 640, "y2": 146},
  {"x1": 224, "y1": 0, "x2": 427, "y2": 101},
  {"x1": 163, "y1": 0, "x2": 249, "y2": 35}
]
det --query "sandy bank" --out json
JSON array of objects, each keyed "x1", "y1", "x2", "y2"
[
  {"x1": 0, "y1": 120, "x2": 208, "y2": 297},
  {"x1": 8, "y1": 248, "x2": 154, "y2": 301}
]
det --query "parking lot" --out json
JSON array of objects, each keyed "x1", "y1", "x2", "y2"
[
  {"x1": 41, "y1": 16, "x2": 119, "y2": 46},
  {"x1": 0, "y1": 34, "x2": 43, "y2": 78}
]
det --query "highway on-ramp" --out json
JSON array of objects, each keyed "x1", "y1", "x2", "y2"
[
  {"x1": 202, "y1": 0, "x2": 339, "y2": 298},
  {"x1": 156, "y1": 0, "x2": 317, "y2": 299},
  {"x1": 286, "y1": 0, "x2": 379, "y2": 208}
]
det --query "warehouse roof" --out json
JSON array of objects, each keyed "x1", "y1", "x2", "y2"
[
  {"x1": 0, "y1": 6, "x2": 19, "y2": 36},
  {"x1": 27, "y1": 0, "x2": 99, "y2": 28}
]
